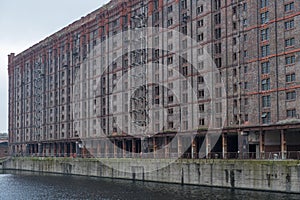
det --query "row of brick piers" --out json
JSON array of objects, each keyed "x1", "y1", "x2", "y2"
[{"x1": 11, "y1": 126, "x2": 300, "y2": 159}]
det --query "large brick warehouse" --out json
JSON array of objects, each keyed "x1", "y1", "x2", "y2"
[{"x1": 8, "y1": 0, "x2": 300, "y2": 159}]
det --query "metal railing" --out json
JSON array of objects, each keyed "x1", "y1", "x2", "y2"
[{"x1": 10, "y1": 151, "x2": 300, "y2": 160}]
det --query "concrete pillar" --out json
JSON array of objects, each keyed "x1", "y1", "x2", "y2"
[
  {"x1": 206, "y1": 134, "x2": 211, "y2": 158},
  {"x1": 259, "y1": 131, "x2": 265, "y2": 159},
  {"x1": 58, "y1": 143, "x2": 61, "y2": 157},
  {"x1": 222, "y1": 133, "x2": 228, "y2": 159},
  {"x1": 105, "y1": 140, "x2": 109, "y2": 158},
  {"x1": 38, "y1": 143, "x2": 42, "y2": 157},
  {"x1": 113, "y1": 140, "x2": 117, "y2": 158},
  {"x1": 97, "y1": 141, "x2": 101, "y2": 158},
  {"x1": 64, "y1": 143, "x2": 67, "y2": 157},
  {"x1": 132, "y1": 139, "x2": 136, "y2": 157},
  {"x1": 54, "y1": 143, "x2": 57, "y2": 156},
  {"x1": 70, "y1": 142, "x2": 73, "y2": 157},
  {"x1": 153, "y1": 137, "x2": 156, "y2": 158},
  {"x1": 123, "y1": 140, "x2": 126, "y2": 158},
  {"x1": 191, "y1": 136, "x2": 197, "y2": 159},
  {"x1": 281, "y1": 130, "x2": 287, "y2": 159},
  {"x1": 177, "y1": 136, "x2": 182, "y2": 158},
  {"x1": 164, "y1": 137, "x2": 169, "y2": 158}
]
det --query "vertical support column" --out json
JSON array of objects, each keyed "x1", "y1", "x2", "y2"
[
  {"x1": 38, "y1": 143, "x2": 42, "y2": 157},
  {"x1": 113, "y1": 140, "x2": 117, "y2": 158},
  {"x1": 58, "y1": 143, "x2": 61, "y2": 157},
  {"x1": 54, "y1": 143, "x2": 57, "y2": 157},
  {"x1": 222, "y1": 133, "x2": 228, "y2": 159},
  {"x1": 97, "y1": 141, "x2": 101, "y2": 158},
  {"x1": 191, "y1": 135, "x2": 197, "y2": 159},
  {"x1": 123, "y1": 139, "x2": 126, "y2": 158},
  {"x1": 164, "y1": 136, "x2": 169, "y2": 159},
  {"x1": 206, "y1": 134, "x2": 211, "y2": 158},
  {"x1": 281, "y1": 130, "x2": 287, "y2": 159},
  {"x1": 132, "y1": 139, "x2": 136, "y2": 158},
  {"x1": 177, "y1": 136, "x2": 182, "y2": 158},
  {"x1": 64, "y1": 143, "x2": 67, "y2": 157},
  {"x1": 105, "y1": 140, "x2": 109, "y2": 158},
  {"x1": 259, "y1": 130, "x2": 265, "y2": 159},
  {"x1": 153, "y1": 137, "x2": 156, "y2": 158},
  {"x1": 70, "y1": 142, "x2": 73, "y2": 157}
]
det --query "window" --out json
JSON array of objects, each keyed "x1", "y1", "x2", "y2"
[
  {"x1": 199, "y1": 104, "x2": 205, "y2": 113},
  {"x1": 181, "y1": 25, "x2": 187, "y2": 35},
  {"x1": 154, "y1": 0, "x2": 159, "y2": 10},
  {"x1": 261, "y1": 78, "x2": 270, "y2": 91},
  {"x1": 244, "y1": 82, "x2": 249, "y2": 89},
  {"x1": 215, "y1": 87, "x2": 222, "y2": 98},
  {"x1": 197, "y1": 47, "x2": 203, "y2": 55},
  {"x1": 284, "y1": 2, "x2": 294, "y2": 12},
  {"x1": 244, "y1": 66, "x2": 248, "y2": 73},
  {"x1": 216, "y1": 117, "x2": 222, "y2": 128},
  {"x1": 168, "y1": 122, "x2": 174, "y2": 129},
  {"x1": 215, "y1": 43, "x2": 222, "y2": 54},
  {"x1": 181, "y1": 0, "x2": 187, "y2": 9},
  {"x1": 245, "y1": 114, "x2": 249, "y2": 122},
  {"x1": 286, "y1": 91, "x2": 296, "y2": 100},
  {"x1": 197, "y1": 19, "x2": 204, "y2": 27},
  {"x1": 167, "y1": 5, "x2": 173, "y2": 13},
  {"x1": 198, "y1": 76, "x2": 204, "y2": 84},
  {"x1": 285, "y1": 38, "x2": 295, "y2": 47},
  {"x1": 182, "y1": 39, "x2": 187, "y2": 49},
  {"x1": 196, "y1": 5, "x2": 204, "y2": 15},
  {"x1": 199, "y1": 118, "x2": 205, "y2": 126},
  {"x1": 198, "y1": 61, "x2": 204, "y2": 69},
  {"x1": 214, "y1": 13, "x2": 221, "y2": 24},
  {"x1": 167, "y1": 56, "x2": 173, "y2": 65},
  {"x1": 168, "y1": 96, "x2": 174, "y2": 103},
  {"x1": 167, "y1": 18, "x2": 173, "y2": 27},
  {"x1": 214, "y1": 0, "x2": 221, "y2": 10},
  {"x1": 233, "y1": 37, "x2": 237, "y2": 45},
  {"x1": 286, "y1": 73, "x2": 296, "y2": 82},
  {"x1": 262, "y1": 112, "x2": 271, "y2": 124},
  {"x1": 287, "y1": 109, "x2": 297, "y2": 118},
  {"x1": 233, "y1": 22, "x2": 237, "y2": 30},
  {"x1": 261, "y1": 61, "x2": 270, "y2": 74},
  {"x1": 215, "y1": 28, "x2": 221, "y2": 39},
  {"x1": 168, "y1": 108, "x2": 174, "y2": 115},
  {"x1": 197, "y1": 33, "x2": 204, "y2": 42},
  {"x1": 244, "y1": 98, "x2": 249, "y2": 105},
  {"x1": 285, "y1": 55, "x2": 296, "y2": 65},
  {"x1": 260, "y1": 0, "x2": 269, "y2": 8},
  {"x1": 198, "y1": 90, "x2": 205, "y2": 99},
  {"x1": 243, "y1": 19, "x2": 248, "y2": 26},
  {"x1": 285, "y1": 20, "x2": 295, "y2": 30},
  {"x1": 261, "y1": 12, "x2": 269, "y2": 24},
  {"x1": 233, "y1": 6, "x2": 237, "y2": 15},
  {"x1": 215, "y1": 102, "x2": 222, "y2": 113},
  {"x1": 262, "y1": 95, "x2": 271, "y2": 107},
  {"x1": 244, "y1": 34, "x2": 248, "y2": 41},
  {"x1": 243, "y1": 3, "x2": 248, "y2": 11},
  {"x1": 261, "y1": 28, "x2": 270, "y2": 41},
  {"x1": 261, "y1": 45, "x2": 270, "y2": 57},
  {"x1": 215, "y1": 58, "x2": 222, "y2": 68}
]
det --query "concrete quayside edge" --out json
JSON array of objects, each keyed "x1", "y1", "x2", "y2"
[{"x1": 2, "y1": 157, "x2": 300, "y2": 194}]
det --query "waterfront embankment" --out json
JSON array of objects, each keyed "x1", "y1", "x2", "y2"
[{"x1": 3, "y1": 157, "x2": 300, "y2": 193}]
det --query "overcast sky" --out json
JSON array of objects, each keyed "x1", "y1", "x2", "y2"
[{"x1": 0, "y1": 0, "x2": 109, "y2": 132}]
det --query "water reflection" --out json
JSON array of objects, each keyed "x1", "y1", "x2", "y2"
[{"x1": 0, "y1": 170, "x2": 299, "y2": 200}]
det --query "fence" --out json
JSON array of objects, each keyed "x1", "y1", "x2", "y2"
[{"x1": 10, "y1": 151, "x2": 300, "y2": 160}]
